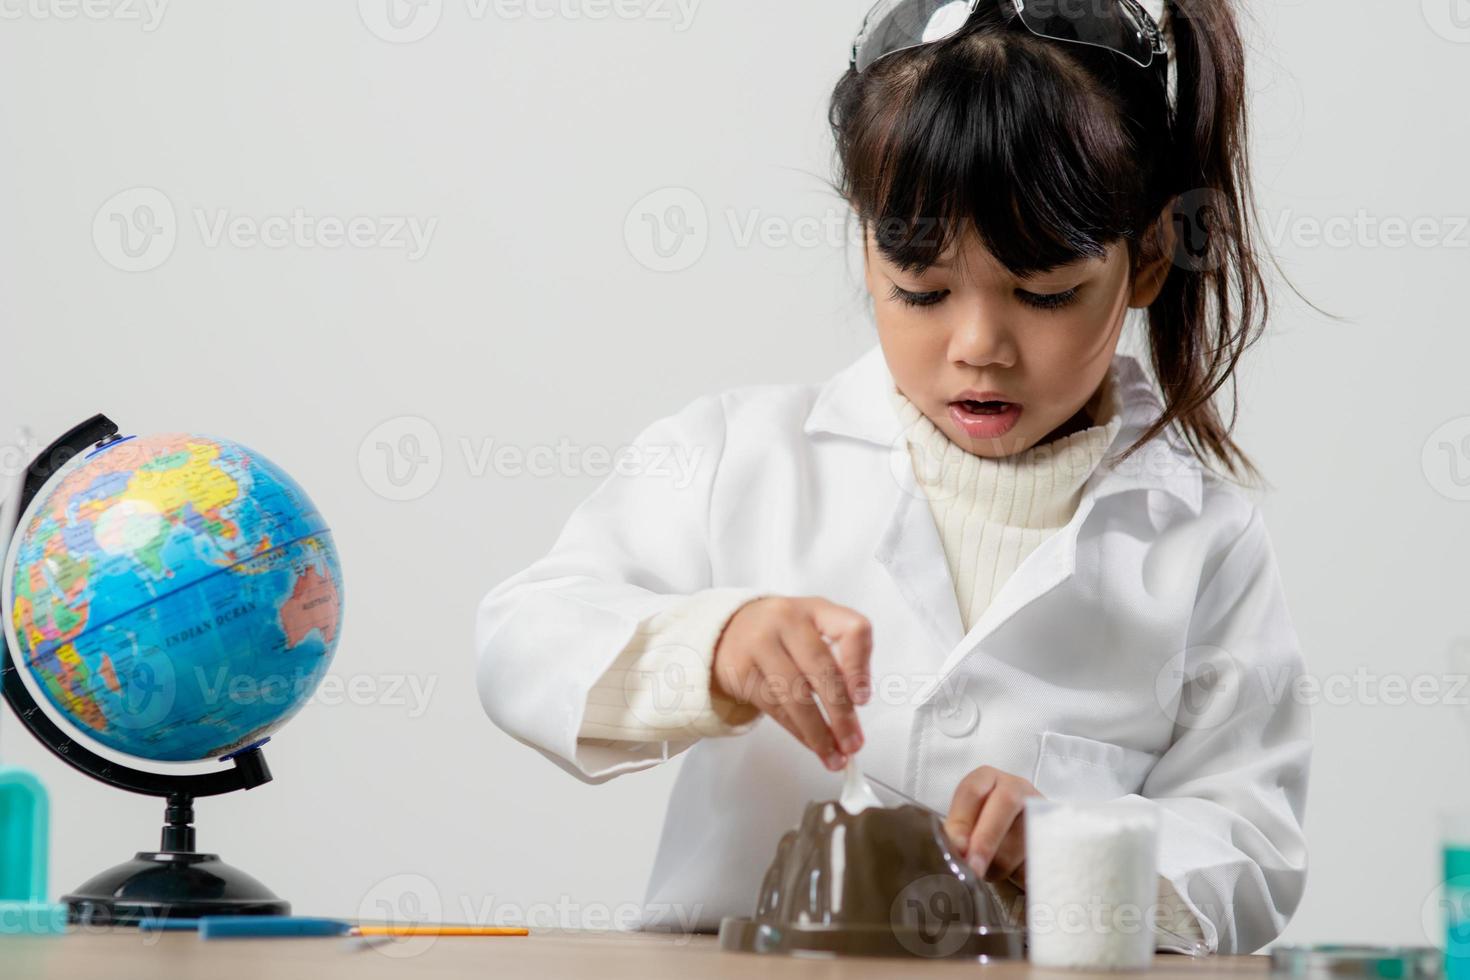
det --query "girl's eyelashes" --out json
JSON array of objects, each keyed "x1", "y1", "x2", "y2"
[
  {"x1": 1016, "y1": 286, "x2": 1080, "y2": 311},
  {"x1": 887, "y1": 282, "x2": 1083, "y2": 312},
  {"x1": 888, "y1": 284, "x2": 948, "y2": 308}
]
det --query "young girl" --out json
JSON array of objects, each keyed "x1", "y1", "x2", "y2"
[{"x1": 476, "y1": 0, "x2": 1309, "y2": 956}]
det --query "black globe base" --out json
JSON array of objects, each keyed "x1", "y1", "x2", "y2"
[
  {"x1": 63, "y1": 792, "x2": 289, "y2": 927},
  {"x1": 64, "y1": 850, "x2": 289, "y2": 926}
]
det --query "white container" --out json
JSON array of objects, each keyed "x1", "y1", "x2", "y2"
[{"x1": 1024, "y1": 798, "x2": 1159, "y2": 970}]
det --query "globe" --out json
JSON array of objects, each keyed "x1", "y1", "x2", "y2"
[{"x1": 2, "y1": 432, "x2": 343, "y2": 762}]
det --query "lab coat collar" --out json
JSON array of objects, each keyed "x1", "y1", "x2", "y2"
[{"x1": 802, "y1": 343, "x2": 1204, "y2": 516}]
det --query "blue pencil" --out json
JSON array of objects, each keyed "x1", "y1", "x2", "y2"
[{"x1": 139, "y1": 915, "x2": 354, "y2": 938}]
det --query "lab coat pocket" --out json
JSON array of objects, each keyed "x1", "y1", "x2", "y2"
[{"x1": 1031, "y1": 731, "x2": 1160, "y2": 802}]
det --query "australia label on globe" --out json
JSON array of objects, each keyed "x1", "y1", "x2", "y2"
[{"x1": 5, "y1": 432, "x2": 344, "y2": 762}]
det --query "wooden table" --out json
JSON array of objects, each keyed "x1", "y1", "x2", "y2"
[{"x1": 0, "y1": 928, "x2": 1272, "y2": 979}]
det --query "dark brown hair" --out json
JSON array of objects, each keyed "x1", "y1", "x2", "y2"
[{"x1": 828, "y1": 0, "x2": 1287, "y2": 484}]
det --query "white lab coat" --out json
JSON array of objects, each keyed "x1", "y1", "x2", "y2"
[{"x1": 475, "y1": 344, "x2": 1310, "y2": 955}]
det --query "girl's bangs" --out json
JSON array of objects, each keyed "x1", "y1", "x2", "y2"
[{"x1": 852, "y1": 40, "x2": 1140, "y2": 280}]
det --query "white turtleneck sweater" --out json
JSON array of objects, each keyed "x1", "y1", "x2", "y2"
[
  {"x1": 885, "y1": 372, "x2": 1123, "y2": 636},
  {"x1": 573, "y1": 365, "x2": 1205, "y2": 946}
]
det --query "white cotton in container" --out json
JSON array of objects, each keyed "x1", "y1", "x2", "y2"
[
  {"x1": 837, "y1": 760, "x2": 883, "y2": 814},
  {"x1": 1024, "y1": 798, "x2": 1160, "y2": 970}
]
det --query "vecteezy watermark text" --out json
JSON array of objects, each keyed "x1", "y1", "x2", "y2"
[
  {"x1": 93, "y1": 187, "x2": 438, "y2": 272},
  {"x1": 358, "y1": 0, "x2": 702, "y2": 44},
  {"x1": 0, "y1": 0, "x2": 168, "y2": 30},
  {"x1": 357, "y1": 415, "x2": 709, "y2": 501}
]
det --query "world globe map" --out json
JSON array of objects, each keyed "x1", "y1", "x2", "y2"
[{"x1": 3, "y1": 432, "x2": 343, "y2": 762}]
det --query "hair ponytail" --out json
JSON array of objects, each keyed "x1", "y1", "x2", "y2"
[{"x1": 1137, "y1": 0, "x2": 1266, "y2": 483}]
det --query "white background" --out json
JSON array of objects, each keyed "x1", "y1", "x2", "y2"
[{"x1": 1, "y1": 0, "x2": 1468, "y2": 951}]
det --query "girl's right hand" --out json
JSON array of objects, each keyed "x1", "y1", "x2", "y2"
[{"x1": 711, "y1": 596, "x2": 873, "y2": 771}]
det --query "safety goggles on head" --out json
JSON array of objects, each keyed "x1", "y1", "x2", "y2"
[{"x1": 850, "y1": 0, "x2": 1168, "y2": 73}]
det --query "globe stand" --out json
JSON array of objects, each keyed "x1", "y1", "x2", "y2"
[
  {"x1": 64, "y1": 791, "x2": 290, "y2": 926},
  {"x1": 2, "y1": 415, "x2": 290, "y2": 927}
]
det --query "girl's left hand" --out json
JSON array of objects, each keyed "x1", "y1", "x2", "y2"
[{"x1": 943, "y1": 766, "x2": 1044, "y2": 888}]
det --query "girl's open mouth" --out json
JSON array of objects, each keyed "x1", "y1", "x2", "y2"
[{"x1": 949, "y1": 399, "x2": 1023, "y2": 440}]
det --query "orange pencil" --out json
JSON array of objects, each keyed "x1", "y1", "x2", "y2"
[{"x1": 354, "y1": 925, "x2": 529, "y2": 937}]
